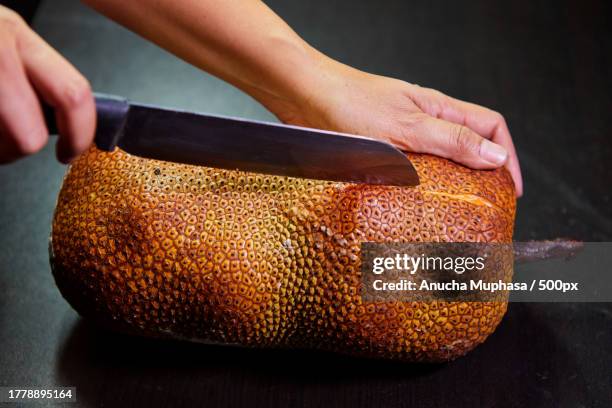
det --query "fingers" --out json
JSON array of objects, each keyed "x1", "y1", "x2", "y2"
[
  {"x1": 441, "y1": 96, "x2": 523, "y2": 196},
  {"x1": 401, "y1": 114, "x2": 508, "y2": 170},
  {"x1": 408, "y1": 85, "x2": 523, "y2": 196},
  {"x1": 490, "y1": 118, "x2": 522, "y2": 196},
  {"x1": 0, "y1": 28, "x2": 47, "y2": 163},
  {"x1": 16, "y1": 18, "x2": 96, "y2": 163}
]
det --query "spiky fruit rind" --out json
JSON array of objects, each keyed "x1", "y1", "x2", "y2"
[{"x1": 51, "y1": 147, "x2": 515, "y2": 361}]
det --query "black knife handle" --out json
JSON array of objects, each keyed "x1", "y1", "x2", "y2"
[{"x1": 42, "y1": 93, "x2": 130, "y2": 151}]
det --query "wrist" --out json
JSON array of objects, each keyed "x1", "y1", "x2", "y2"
[{"x1": 237, "y1": 37, "x2": 356, "y2": 128}]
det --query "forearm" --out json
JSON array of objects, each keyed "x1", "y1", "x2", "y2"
[
  {"x1": 82, "y1": 0, "x2": 522, "y2": 194},
  {"x1": 83, "y1": 0, "x2": 325, "y2": 107}
]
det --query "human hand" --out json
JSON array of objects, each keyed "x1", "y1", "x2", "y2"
[
  {"x1": 261, "y1": 59, "x2": 523, "y2": 197},
  {"x1": 82, "y1": 0, "x2": 521, "y2": 195},
  {"x1": 0, "y1": 6, "x2": 95, "y2": 164}
]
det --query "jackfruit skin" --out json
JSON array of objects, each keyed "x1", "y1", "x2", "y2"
[{"x1": 50, "y1": 147, "x2": 515, "y2": 362}]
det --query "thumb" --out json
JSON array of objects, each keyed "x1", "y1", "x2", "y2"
[{"x1": 407, "y1": 116, "x2": 508, "y2": 169}]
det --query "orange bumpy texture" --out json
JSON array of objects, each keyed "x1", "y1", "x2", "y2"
[{"x1": 51, "y1": 147, "x2": 516, "y2": 362}]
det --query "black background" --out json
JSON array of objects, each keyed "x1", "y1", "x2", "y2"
[{"x1": 0, "y1": 0, "x2": 610, "y2": 407}]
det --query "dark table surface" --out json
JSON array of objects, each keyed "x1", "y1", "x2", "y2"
[{"x1": 0, "y1": 0, "x2": 610, "y2": 407}]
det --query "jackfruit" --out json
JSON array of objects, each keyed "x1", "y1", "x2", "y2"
[{"x1": 50, "y1": 146, "x2": 515, "y2": 362}]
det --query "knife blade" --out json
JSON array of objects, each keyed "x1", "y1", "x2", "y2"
[{"x1": 46, "y1": 94, "x2": 420, "y2": 186}]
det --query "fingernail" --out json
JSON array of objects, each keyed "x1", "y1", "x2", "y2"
[{"x1": 480, "y1": 140, "x2": 508, "y2": 165}]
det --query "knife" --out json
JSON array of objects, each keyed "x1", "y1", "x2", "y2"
[{"x1": 44, "y1": 93, "x2": 420, "y2": 186}]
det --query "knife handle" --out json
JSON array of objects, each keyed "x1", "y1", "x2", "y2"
[{"x1": 42, "y1": 93, "x2": 130, "y2": 151}]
